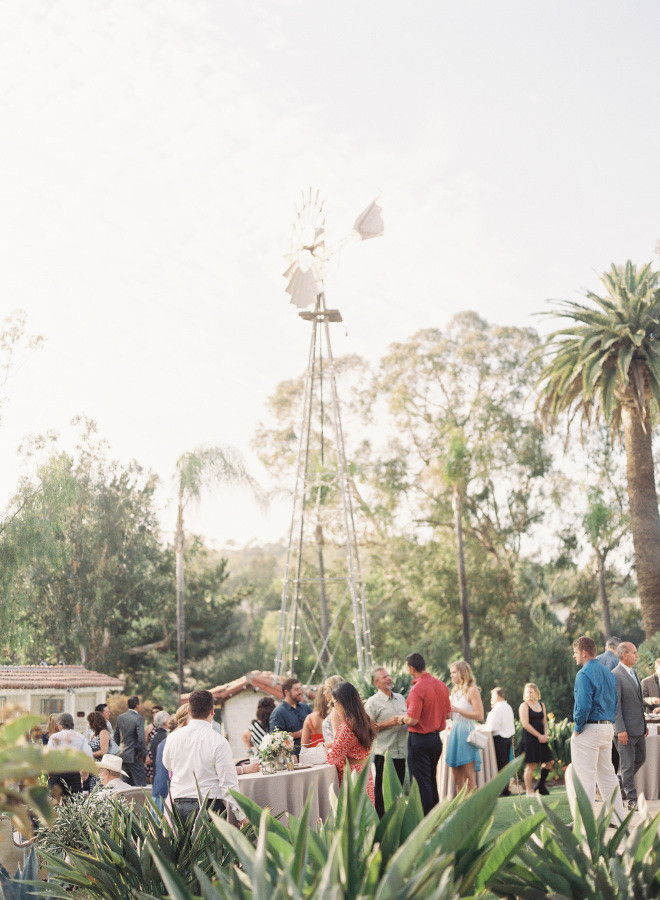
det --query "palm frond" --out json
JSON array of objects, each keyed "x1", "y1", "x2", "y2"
[{"x1": 537, "y1": 260, "x2": 660, "y2": 434}]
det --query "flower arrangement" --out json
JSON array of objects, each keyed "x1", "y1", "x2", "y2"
[{"x1": 258, "y1": 730, "x2": 294, "y2": 762}]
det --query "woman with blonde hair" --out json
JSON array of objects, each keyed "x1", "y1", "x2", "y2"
[
  {"x1": 174, "y1": 704, "x2": 189, "y2": 728},
  {"x1": 322, "y1": 674, "x2": 344, "y2": 746},
  {"x1": 519, "y1": 683, "x2": 553, "y2": 796},
  {"x1": 446, "y1": 659, "x2": 484, "y2": 793},
  {"x1": 302, "y1": 687, "x2": 329, "y2": 748},
  {"x1": 43, "y1": 713, "x2": 61, "y2": 744}
]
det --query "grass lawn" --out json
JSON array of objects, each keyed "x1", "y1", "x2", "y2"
[{"x1": 490, "y1": 785, "x2": 571, "y2": 838}]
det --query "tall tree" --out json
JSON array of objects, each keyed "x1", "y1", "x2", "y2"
[
  {"x1": 0, "y1": 420, "x2": 165, "y2": 672},
  {"x1": 360, "y1": 313, "x2": 550, "y2": 662},
  {"x1": 537, "y1": 261, "x2": 660, "y2": 638},
  {"x1": 174, "y1": 446, "x2": 264, "y2": 695}
]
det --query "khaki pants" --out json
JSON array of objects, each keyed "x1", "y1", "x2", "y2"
[{"x1": 568, "y1": 723, "x2": 625, "y2": 821}]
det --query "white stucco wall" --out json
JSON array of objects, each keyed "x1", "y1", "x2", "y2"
[
  {"x1": 0, "y1": 687, "x2": 113, "y2": 731},
  {"x1": 222, "y1": 690, "x2": 273, "y2": 758}
]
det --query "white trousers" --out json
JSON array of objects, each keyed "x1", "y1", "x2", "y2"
[{"x1": 568, "y1": 723, "x2": 625, "y2": 821}]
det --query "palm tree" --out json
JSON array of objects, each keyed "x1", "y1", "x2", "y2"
[
  {"x1": 537, "y1": 261, "x2": 660, "y2": 638},
  {"x1": 174, "y1": 445, "x2": 265, "y2": 695}
]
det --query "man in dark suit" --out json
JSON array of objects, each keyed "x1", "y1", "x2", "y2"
[
  {"x1": 114, "y1": 695, "x2": 147, "y2": 786},
  {"x1": 613, "y1": 643, "x2": 647, "y2": 811},
  {"x1": 641, "y1": 658, "x2": 660, "y2": 715}
]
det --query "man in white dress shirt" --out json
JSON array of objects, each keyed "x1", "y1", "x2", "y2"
[
  {"x1": 484, "y1": 687, "x2": 515, "y2": 796},
  {"x1": 162, "y1": 689, "x2": 244, "y2": 824}
]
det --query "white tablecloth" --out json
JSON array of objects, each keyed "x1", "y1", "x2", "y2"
[
  {"x1": 634, "y1": 730, "x2": 659, "y2": 801},
  {"x1": 229, "y1": 763, "x2": 338, "y2": 825},
  {"x1": 436, "y1": 728, "x2": 498, "y2": 801}
]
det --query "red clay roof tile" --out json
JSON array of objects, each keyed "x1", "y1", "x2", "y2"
[{"x1": 0, "y1": 666, "x2": 124, "y2": 690}]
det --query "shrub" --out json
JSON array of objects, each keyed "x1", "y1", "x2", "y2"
[
  {"x1": 491, "y1": 774, "x2": 660, "y2": 898},
  {"x1": 38, "y1": 795, "x2": 233, "y2": 899},
  {"x1": 0, "y1": 710, "x2": 98, "y2": 840},
  {"x1": 139, "y1": 756, "x2": 543, "y2": 898},
  {"x1": 37, "y1": 788, "x2": 124, "y2": 858},
  {"x1": 636, "y1": 633, "x2": 660, "y2": 678}
]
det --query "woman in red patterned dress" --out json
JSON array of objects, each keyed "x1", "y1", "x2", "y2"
[{"x1": 326, "y1": 681, "x2": 377, "y2": 805}]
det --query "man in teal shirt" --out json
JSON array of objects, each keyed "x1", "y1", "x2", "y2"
[{"x1": 570, "y1": 635, "x2": 625, "y2": 822}]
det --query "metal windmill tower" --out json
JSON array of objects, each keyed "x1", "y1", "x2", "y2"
[{"x1": 274, "y1": 190, "x2": 383, "y2": 682}]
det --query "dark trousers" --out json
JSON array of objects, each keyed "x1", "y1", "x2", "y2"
[
  {"x1": 173, "y1": 797, "x2": 226, "y2": 822},
  {"x1": 492, "y1": 735, "x2": 513, "y2": 795},
  {"x1": 612, "y1": 740, "x2": 619, "y2": 774},
  {"x1": 123, "y1": 760, "x2": 146, "y2": 786},
  {"x1": 407, "y1": 731, "x2": 442, "y2": 816},
  {"x1": 373, "y1": 754, "x2": 407, "y2": 818},
  {"x1": 616, "y1": 735, "x2": 646, "y2": 802}
]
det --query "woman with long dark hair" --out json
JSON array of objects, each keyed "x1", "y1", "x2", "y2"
[
  {"x1": 242, "y1": 696, "x2": 276, "y2": 752},
  {"x1": 326, "y1": 681, "x2": 377, "y2": 805}
]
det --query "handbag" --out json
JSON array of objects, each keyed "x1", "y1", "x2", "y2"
[
  {"x1": 466, "y1": 728, "x2": 488, "y2": 750},
  {"x1": 298, "y1": 744, "x2": 327, "y2": 766}
]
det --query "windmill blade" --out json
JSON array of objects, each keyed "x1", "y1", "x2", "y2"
[
  {"x1": 285, "y1": 266, "x2": 319, "y2": 308},
  {"x1": 353, "y1": 197, "x2": 384, "y2": 240}
]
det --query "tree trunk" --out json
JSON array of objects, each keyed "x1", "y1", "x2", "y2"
[
  {"x1": 621, "y1": 401, "x2": 660, "y2": 638},
  {"x1": 595, "y1": 550, "x2": 612, "y2": 639},
  {"x1": 175, "y1": 502, "x2": 185, "y2": 696},
  {"x1": 453, "y1": 486, "x2": 471, "y2": 665}
]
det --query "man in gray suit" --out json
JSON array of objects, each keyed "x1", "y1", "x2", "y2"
[
  {"x1": 613, "y1": 642, "x2": 647, "y2": 811},
  {"x1": 113, "y1": 695, "x2": 147, "y2": 786}
]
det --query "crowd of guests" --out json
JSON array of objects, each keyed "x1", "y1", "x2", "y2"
[
  {"x1": 240, "y1": 653, "x2": 556, "y2": 816},
  {"x1": 37, "y1": 653, "x2": 559, "y2": 819},
  {"x1": 31, "y1": 632, "x2": 656, "y2": 831}
]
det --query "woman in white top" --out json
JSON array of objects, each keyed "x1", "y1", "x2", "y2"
[{"x1": 446, "y1": 659, "x2": 484, "y2": 793}]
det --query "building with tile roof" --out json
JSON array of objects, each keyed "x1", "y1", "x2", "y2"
[
  {"x1": 181, "y1": 671, "x2": 316, "y2": 759},
  {"x1": 0, "y1": 665, "x2": 124, "y2": 732}
]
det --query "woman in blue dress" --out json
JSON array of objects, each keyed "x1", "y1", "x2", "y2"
[{"x1": 446, "y1": 659, "x2": 484, "y2": 793}]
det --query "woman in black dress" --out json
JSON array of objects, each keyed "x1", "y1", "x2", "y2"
[{"x1": 519, "y1": 682, "x2": 553, "y2": 796}]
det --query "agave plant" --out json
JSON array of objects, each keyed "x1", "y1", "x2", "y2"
[
  {"x1": 135, "y1": 755, "x2": 541, "y2": 899},
  {"x1": 0, "y1": 846, "x2": 47, "y2": 900},
  {"x1": 38, "y1": 793, "x2": 233, "y2": 899},
  {"x1": 491, "y1": 773, "x2": 660, "y2": 899}
]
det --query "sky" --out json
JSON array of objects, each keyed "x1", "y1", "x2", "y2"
[{"x1": 1, "y1": 0, "x2": 660, "y2": 551}]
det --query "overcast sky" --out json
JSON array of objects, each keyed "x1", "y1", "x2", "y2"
[{"x1": 1, "y1": 0, "x2": 659, "y2": 549}]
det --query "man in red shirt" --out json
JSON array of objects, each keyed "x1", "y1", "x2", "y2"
[{"x1": 394, "y1": 651, "x2": 450, "y2": 814}]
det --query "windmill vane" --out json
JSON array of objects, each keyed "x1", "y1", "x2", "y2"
[{"x1": 283, "y1": 190, "x2": 383, "y2": 311}]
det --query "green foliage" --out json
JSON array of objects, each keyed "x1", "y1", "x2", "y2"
[
  {"x1": 37, "y1": 788, "x2": 124, "y2": 857},
  {"x1": 636, "y1": 632, "x2": 660, "y2": 678},
  {"x1": 0, "y1": 422, "x2": 246, "y2": 703},
  {"x1": 37, "y1": 794, "x2": 233, "y2": 899},
  {"x1": 491, "y1": 773, "x2": 660, "y2": 898},
  {"x1": 346, "y1": 661, "x2": 415, "y2": 701},
  {"x1": 537, "y1": 260, "x2": 660, "y2": 432},
  {"x1": 546, "y1": 717, "x2": 573, "y2": 771},
  {"x1": 0, "y1": 846, "x2": 43, "y2": 900},
  {"x1": 127, "y1": 756, "x2": 536, "y2": 899},
  {"x1": 0, "y1": 712, "x2": 97, "y2": 840}
]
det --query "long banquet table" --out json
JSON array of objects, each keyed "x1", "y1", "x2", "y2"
[
  {"x1": 436, "y1": 727, "x2": 499, "y2": 801},
  {"x1": 229, "y1": 763, "x2": 338, "y2": 825},
  {"x1": 634, "y1": 724, "x2": 659, "y2": 801}
]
